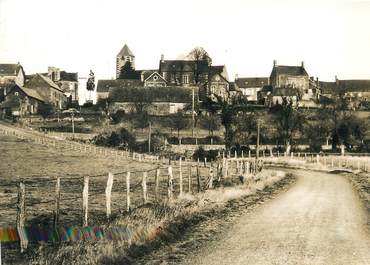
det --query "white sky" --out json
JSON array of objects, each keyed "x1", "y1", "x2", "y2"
[{"x1": 1, "y1": 0, "x2": 370, "y2": 84}]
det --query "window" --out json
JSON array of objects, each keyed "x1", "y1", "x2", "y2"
[
  {"x1": 183, "y1": 75, "x2": 189, "y2": 84},
  {"x1": 170, "y1": 104, "x2": 176, "y2": 114},
  {"x1": 14, "y1": 92, "x2": 19, "y2": 96},
  {"x1": 153, "y1": 75, "x2": 158, "y2": 81}
]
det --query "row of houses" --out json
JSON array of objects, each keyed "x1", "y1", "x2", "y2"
[
  {"x1": 98, "y1": 44, "x2": 370, "y2": 115},
  {"x1": 0, "y1": 64, "x2": 78, "y2": 117}
]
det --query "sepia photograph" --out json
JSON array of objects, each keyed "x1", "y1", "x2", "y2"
[{"x1": 0, "y1": 0, "x2": 369, "y2": 264}]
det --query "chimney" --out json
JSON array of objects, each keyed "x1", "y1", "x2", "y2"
[
  {"x1": 273, "y1": 60, "x2": 277, "y2": 67},
  {"x1": 160, "y1": 54, "x2": 164, "y2": 63},
  {"x1": 301, "y1": 61, "x2": 304, "y2": 68},
  {"x1": 235, "y1": 73, "x2": 239, "y2": 80}
]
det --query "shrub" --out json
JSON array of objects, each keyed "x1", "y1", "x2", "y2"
[
  {"x1": 92, "y1": 127, "x2": 136, "y2": 150},
  {"x1": 192, "y1": 146, "x2": 219, "y2": 162}
]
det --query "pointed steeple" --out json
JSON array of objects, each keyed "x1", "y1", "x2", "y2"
[{"x1": 117, "y1": 44, "x2": 134, "y2": 58}]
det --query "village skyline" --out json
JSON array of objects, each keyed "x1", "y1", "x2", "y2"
[{"x1": 1, "y1": 0, "x2": 370, "y2": 82}]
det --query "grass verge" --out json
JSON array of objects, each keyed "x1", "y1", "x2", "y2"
[{"x1": 28, "y1": 170, "x2": 296, "y2": 265}]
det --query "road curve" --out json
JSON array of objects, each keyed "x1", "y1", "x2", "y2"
[{"x1": 182, "y1": 170, "x2": 370, "y2": 265}]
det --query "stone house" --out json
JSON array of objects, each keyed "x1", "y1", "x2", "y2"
[
  {"x1": 269, "y1": 60, "x2": 312, "y2": 99},
  {"x1": 159, "y1": 56, "x2": 229, "y2": 101},
  {"x1": 234, "y1": 76, "x2": 269, "y2": 102},
  {"x1": 0, "y1": 63, "x2": 26, "y2": 101},
  {"x1": 25, "y1": 74, "x2": 67, "y2": 109},
  {"x1": 0, "y1": 84, "x2": 44, "y2": 117}
]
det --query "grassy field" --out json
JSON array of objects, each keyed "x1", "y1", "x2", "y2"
[
  {"x1": 0, "y1": 134, "x2": 160, "y2": 227},
  {"x1": 0, "y1": 134, "x2": 214, "y2": 228}
]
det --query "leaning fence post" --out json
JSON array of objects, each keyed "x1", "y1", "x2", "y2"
[
  {"x1": 142, "y1": 172, "x2": 148, "y2": 203},
  {"x1": 155, "y1": 168, "x2": 160, "y2": 199},
  {"x1": 179, "y1": 158, "x2": 183, "y2": 196},
  {"x1": 53, "y1": 177, "x2": 61, "y2": 228},
  {"x1": 17, "y1": 182, "x2": 28, "y2": 253},
  {"x1": 168, "y1": 166, "x2": 174, "y2": 201},
  {"x1": 106, "y1": 172, "x2": 114, "y2": 220},
  {"x1": 82, "y1": 176, "x2": 89, "y2": 227},
  {"x1": 126, "y1": 172, "x2": 131, "y2": 212}
]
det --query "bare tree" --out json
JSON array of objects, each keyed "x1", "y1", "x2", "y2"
[{"x1": 187, "y1": 47, "x2": 212, "y2": 85}]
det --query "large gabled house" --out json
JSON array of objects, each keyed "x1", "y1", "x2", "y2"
[
  {"x1": 267, "y1": 60, "x2": 320, "y2": 106},
  {"x1": 25, "y1": 73, "x2": 67, "y2": 109},
  {"x1": 158, "y1": 56, "x2": 230, "y2": 101},
  {"x1": 0, "y1": 63, "x2": 26, "y2": 101}
]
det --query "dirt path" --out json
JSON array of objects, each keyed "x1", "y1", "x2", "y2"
[{"x1": 181, "y1": 170, "x2": 370, "y2": 265}]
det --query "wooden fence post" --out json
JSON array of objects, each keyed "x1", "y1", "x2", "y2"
[
  {"x1": 106, "y1": 173, "x2": 114, "y2": 220},
  {"x1": 155, "y1": 168, "x2": 160, "y2": 199},
  {"x1": 208, "y1": 167, "x2": 214, "y2": 189},
  {"x1": 179, "y1": 158, "x2": 183, "y2": 196},
  {"x1": 168, "y1": 166, "x2": 174, "y2": 201},
  {"x1": 196, "y1": 164, "x2": 201, "y2": 192},
  {"x1": 126, "y1": 172, "x2": 131, "y2": 212},
  {"x1": 142, "y1": 172, "x2": 148, "y2": 203},
  {"x1": 17, "y1": 182, "x2": 28, "y2": 253},
  {"x1": 188, "y1": 166, "x2": 192, "y2": 194},
  {"x1": 53, "y1": 177, "x2": 61, "y2": 228},
  {"x1": 82, "y1": 176, "x2": 89, "y2": 227}
]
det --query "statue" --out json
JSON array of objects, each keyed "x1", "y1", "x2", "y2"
[
  {"x1": 86, "y1": 70, "x2": 95, "y2": 91},
  {"x1": 86, "y1": 70, "x2": 95, "y2": 103}
]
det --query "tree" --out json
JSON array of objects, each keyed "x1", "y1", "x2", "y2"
[
  {"x1": 118, "y1": 61, "x2": 140, "y2": 79},
  {"x1": 234, "y1": 111, "x2": 258, "y2": 146},
  {"x1": 170, "y1": 110, "x2": 189, "y2": 138},
  {"x1": 271, "y1": 97, "x2": 306, "y2": 152},
  {"x1": 187, "y1": 47, "x2": 212, "y2": 85},
  {"x1": 38, "y1": 103, "x2": 54, "y2": 120}
]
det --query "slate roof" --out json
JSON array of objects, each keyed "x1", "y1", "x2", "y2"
[
  {"x1": 338, "y1": 80, "x2": 370, "y2": 92},
  {"x1": 319, "y1": 81, "x2": 336, "y2": 94},
  {"x1": 37, "y1": 74, "x2": 62, "y2": 91},
  {"x1": 159, "y1": 60, "x2": 210, "y2": 73},
  {"x1": 272, "y1": 65, "x2": 308, "y2": 76},
  {"x1": 97, "y1": 79, "x2": 143, "y2": 93},
  {"x1": 117, "y1": 44, "x2": 134, "y2": 57},
  {"x1": 60, "y1": 71, "x2": 78, "y2": 82},
  {"x1": 0, "y1": 64, "x2": 23, "y2": 76},
  {"x1": 235, "y1": 77, "x2": 269, "y2": 88}
]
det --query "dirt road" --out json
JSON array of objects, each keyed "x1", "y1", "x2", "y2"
[{"x1": 182, "y1": 170, "x2": 370, "y2": 265}]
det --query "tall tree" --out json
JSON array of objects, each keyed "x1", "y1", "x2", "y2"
[
  {"x1": 271, "y1": 97, "x2": 306, "y2": 152},
  {"x1": 118, "y1": 61, "x2": 140, "y2": 79},
  {"x1": 187, "y1": 47, "x2": 212, "y2": 85}
]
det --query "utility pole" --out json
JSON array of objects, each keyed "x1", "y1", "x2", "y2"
[
  {"x1": 148, "y1": 122, "x2": 152, "y2": 153},
  {"x1": 192, "y1": 86, "x2": 195, "y2": 138},
  {"x1": 256, "y1": 120, "x2": 260, "y2": 159}
]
